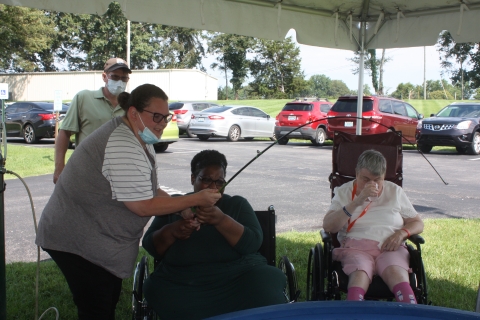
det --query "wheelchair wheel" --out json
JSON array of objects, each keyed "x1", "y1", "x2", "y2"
[
  {"x1": 132, "y1": 256, "x2": 150, "y2": 320},
  {"x1": 306, "y1": 243, "x2": 325, "y2": 300},
  {"x1": 407, "y1": 244, "x2": 428, "y2": 305},
  {"x1": 278, "y1": 256, "x2": 299, "y2": 302}
]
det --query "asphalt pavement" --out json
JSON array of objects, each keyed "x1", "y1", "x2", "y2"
[{"x1": 3, "y1": 137, "x2": 480, "y2": 263}]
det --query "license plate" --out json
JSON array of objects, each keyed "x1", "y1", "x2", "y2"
[
  {"x1": 344, "y1": 121, "x2": 353, "y2": 127},
  {"x1": 198, "y1": 117, "x2": 205, "y2": 122},
  {"x1": 288, "y1": 116, "x2": 296, "y2": 121}
]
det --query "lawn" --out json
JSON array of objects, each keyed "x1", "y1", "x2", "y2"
[{"x1": 6, "y1": 219, "x2": 480, "y2": 319}]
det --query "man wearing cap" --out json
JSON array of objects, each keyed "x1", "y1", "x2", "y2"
[{"x1": 53, "y1": 58, "x2": 132, "y2": 183}]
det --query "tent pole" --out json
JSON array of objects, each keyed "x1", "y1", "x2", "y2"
[
  {"x1": 356, "y1": 21, "x2": 366, "y2": 135},
  {"x1": 0, "y1": 98, "x2": 5, "y2": 319}
]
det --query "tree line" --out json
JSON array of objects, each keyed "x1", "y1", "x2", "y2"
[{"x1": 1, "y1": 3, "x2": 479, "y2": 100}]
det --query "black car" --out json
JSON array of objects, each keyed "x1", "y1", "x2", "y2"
[
  {"x1": 416, "y1": 102, "x2": 480, "y2": 155},
  {"x1": 1, "y1": 102, "x2": 69, "y2": 143}
]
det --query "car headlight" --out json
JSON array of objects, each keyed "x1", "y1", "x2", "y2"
[
  {"x1": 456, "y1": 120, "x2": 472, "y2": 130},
  {"x1": 416, "y1": 121, "x2": 422, "y2": 129}
]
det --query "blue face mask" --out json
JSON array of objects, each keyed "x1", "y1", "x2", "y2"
[{"x1": 137, "y1": 114, "x2": 162, "y2": 144}]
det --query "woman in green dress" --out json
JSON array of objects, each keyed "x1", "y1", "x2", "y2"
[{"x1": 142, "y1": 149, "x2": 286, "y2": 319}]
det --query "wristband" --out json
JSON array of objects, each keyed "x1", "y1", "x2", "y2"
[
  {"x1": 342, "y1": 206, "x2": 352, "y2": 217},
  {"x1": 401, "y1": 228, "x2": 410, "y2": 238}
]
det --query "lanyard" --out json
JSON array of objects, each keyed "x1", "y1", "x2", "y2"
[{"x1": 346, "y1": 182, "x2": 372, "y2": 232}]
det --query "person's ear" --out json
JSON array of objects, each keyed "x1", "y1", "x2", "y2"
[
  {"x1": 191, "y1": 174, "x2": 195, "y2": 186},
  {"x1": 102, "y1": 72, "x2": 108, "y2": 83}
]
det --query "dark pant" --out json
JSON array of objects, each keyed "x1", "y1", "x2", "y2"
[{"x1": 44, "y1": 248, "x2": 123, "y2": 320}]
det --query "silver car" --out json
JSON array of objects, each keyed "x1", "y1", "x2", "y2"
[
  {"x1": 189, "y1": 105, "x2": 276, "y2": 141},
  {"x1": 168, "y1": 101, "x2": 219, "y2": 137}
]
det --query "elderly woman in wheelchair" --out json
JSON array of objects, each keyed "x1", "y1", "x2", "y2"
[
  {"x1": 141, "y1": 149, "x2": 286, "y2": 319},
  {"x1": 323, "y1": 149, "x2": 424, "y2": 303}
]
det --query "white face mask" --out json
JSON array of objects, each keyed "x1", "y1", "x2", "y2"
[{"x1": 106, "y1": 79, "x2": 127, "y2": 96}]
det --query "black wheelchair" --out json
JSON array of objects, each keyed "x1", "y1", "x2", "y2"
[
  {"x1": 132, "y1": 205, "x2": 300, "y2": 320},
  {"x1": 306, "y1": 131, "x2": 428, "y2": 304}
]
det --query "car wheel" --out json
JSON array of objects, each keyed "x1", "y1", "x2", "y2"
[
  {"x1": 270, "y1": 132, "x2": 277, "y2": 141},
  {"x1": 277, "y1": 137, "x2": 289, "y2": 145},
  {"x1": 311, "y1": 127, "x2": 326, "y2": 146},
  {"x1": 153, "y1": 143, "x2": 169, "y2": 152},
  {"x1": 197, "y1": 134, "x2": 210, "y2": 141},
  {"x1": 227, "y1": 125, "x2": 240, "y2": 142},
  {"x1": 186, "y1": 125, "x2": 197, "y2": 138},
  {"x1": 417, "y1": 144, "x2": 432, "y2": 153},
  {"x1": 23, "y1": 124, "x2": 39, "y2": 144},
  {"x1": 467, "y1": 132, "x2": 480, "y2": 155},
  {"x1": 456, "y1": 146, "x2": 467, "y2": 154}
]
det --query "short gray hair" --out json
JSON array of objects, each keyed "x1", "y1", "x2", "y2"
[{"x1": 355, "y1": 149, "x2": 386, "y2": 177}]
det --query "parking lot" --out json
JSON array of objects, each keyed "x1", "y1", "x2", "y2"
[{"x1": 4, "y1": 137, "x2": 480, "y2": 263}]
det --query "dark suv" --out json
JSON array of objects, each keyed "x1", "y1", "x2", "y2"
[
  {"x1": 416, "y1": 102, "x2": 480, "y2": 155},
  {"x1": 327, "y1": 96, "x2": 423, "y2": 144},
  {"x1": 274, "y1": 98, "x2": 333, "y2": 146}
]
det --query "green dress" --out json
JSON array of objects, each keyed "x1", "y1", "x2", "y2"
[{"x1": 142, "y1": 194, "x2": 286, "y2": 319}]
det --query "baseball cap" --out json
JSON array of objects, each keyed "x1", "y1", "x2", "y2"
[{"x1": 104, "y1": 57, "x2": 132, "y2": 73}]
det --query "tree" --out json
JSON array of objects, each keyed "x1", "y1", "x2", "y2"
[
  {"x1": 350, "y1": 49, "x2": 390, "y2": 95},
  {"x1": 208, "y1": 33, "x2": 254, "y2": 100},
  {"x1": 308, "y1": 74, "x2": 332, "y2": 98},
  {"x1": 328, "y1": 80, "x2": 352, "y2": 98},
  {"x1": 0, "y1": 5, "x2": 56, "y2": 72},
  {"x1": 437, "y1": 31, "x2": 478, "y2": 99},
  {"x1": 249, "y1": 38, "x2": 304, "y2": 98}
]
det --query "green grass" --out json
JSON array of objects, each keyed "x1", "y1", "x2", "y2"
[
  {"x1": 2, "y1": 145, "x2": 73, "y2": 180},
  {"x1": 6, "y1": 219, "x2": 480, "y2": 319}
]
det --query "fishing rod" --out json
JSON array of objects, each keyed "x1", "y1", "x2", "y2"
[{"x1": 218, "y1": 115, "x2": 448, "y2": 193}]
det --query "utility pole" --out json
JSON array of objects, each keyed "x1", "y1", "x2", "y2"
[{"x1": 423, "y1": 47, "x2": 427, "y2": 100}]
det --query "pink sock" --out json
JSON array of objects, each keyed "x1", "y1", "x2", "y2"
[
  {"x1": 347, "y1": 286, "x2": 365, "y2": 301},
  {"x1": 392, "y1": 282, "x2": 417, "y2": 304}
]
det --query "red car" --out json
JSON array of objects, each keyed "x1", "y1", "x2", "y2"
[
  {"x1": 274, "y1": 98, "x2": 333, "y2": 146},
  {"x1": 327, "y1": 96, "x2": 423, "y2": 144}
]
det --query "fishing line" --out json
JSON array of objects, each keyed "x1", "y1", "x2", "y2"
[{"x1": 219, "y1": 115, "x2": 448, "y2": 192}]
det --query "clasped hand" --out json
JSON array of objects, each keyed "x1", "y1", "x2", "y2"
[{"x1": 174, "y1": 206, "x2": 224, "y2": 239}]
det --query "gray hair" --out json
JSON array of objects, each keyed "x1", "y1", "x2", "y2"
[{"x1": 355, "y1": 149, "x2": 386, "y2": 177}]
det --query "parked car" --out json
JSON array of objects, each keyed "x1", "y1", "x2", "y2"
[
  {"x1": 1, "y1": 101, "x2": 69, "y2": 143},
  {"x1": 327, "y1": 95, "x2": 423, "y2": 144},
  {"x1": 153, "y1": 113, "x2": 179, "y2": 152},
  {"x1": 189, "y1": 105, "x2": 276, "y2": 141},
  {"x1": 416, "y1": 102, "x2": 480, "y2": 155},
  {"x1": 169, "y1": 101, "x2": 219, "y2": 137},
  {"x1": 274, "y1": 98, "x2": 333, "y2": 146}
]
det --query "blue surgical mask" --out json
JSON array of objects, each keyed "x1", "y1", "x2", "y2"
[
  {"x1": 137, "y1": 114, "x2": 162, "y2": 144},
  {"x1": 106, "y1": 79, "x2": 127, "y2": 96}
]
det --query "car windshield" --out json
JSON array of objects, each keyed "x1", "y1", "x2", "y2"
[
  {"x1": 282, "y1": 103, "x2": 312, "y2": 111},
  {"x1": 202, "y1": 106, "x2": 232, "y2": 113},
  {"x1": 437, "y1": 105, "x2": 480, "y2": 118},
  {"x1": 37, "y1": 103, "x2": 69, "y2": 111},
  {"x1": 169, "y1": 102, "x2": 184, "y2": 110},
  {"x1": 331, "y1": 100, "x2": 374, "y2": 112}
]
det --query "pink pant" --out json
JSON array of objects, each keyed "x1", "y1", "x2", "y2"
[{"x1": 332, "y1": 238, "x2": 411, "y2": 281}]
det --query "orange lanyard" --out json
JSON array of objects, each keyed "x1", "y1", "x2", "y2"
[{"x1": 346, "y1": 182, "x2": 372, "y2": 232}]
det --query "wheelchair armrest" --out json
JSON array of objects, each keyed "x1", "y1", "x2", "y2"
[
  {"x1": 408, "y1": 234, "x2": 425, "y2": 245},
  {"x1": 320, "y1": 229, "x2": 332, "y2": 243}
]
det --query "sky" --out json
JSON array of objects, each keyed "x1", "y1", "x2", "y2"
[{"x1": 204, "y1": 36, "x2": 445, "y2": 95}]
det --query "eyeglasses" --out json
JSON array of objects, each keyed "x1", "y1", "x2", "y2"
[
  {"x1": 142, "y1": 110, "x2": 173, "y2": 123},
  {"x1": 108, "y1": 74, "x2": 130, "y2": 82},
  {"x1": 197, "y1": 175, "x2": 226, "y2": 188}
]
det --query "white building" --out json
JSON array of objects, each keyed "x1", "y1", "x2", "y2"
[{"x1": 0, "y1": 69, "x2": 217, "y2": 101}]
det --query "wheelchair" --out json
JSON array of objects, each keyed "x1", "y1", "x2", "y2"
[
  {"x1": 306, "y1": 131, "x2": 428, "y2": 304},
  {"x1": 132, "y1": 205, "x2": 300, "y2": 320}
]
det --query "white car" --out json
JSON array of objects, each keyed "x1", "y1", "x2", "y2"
[
  {"x1": 189, "y1": 105, "x2": 276, "y2": 141},
  {"x1": 169, "y1": 101, "x2": 219, "y2": 137}
]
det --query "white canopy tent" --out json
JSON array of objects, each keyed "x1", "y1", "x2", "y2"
[{"x1": 1, "y1": 1, "x2": 480, "y2": 317}]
